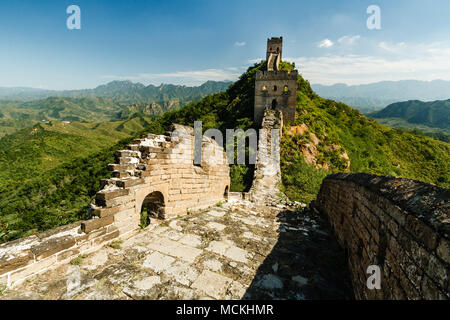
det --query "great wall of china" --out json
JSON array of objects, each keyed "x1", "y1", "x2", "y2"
[{"x1": 0, "y1": 37, "x2": 448, "y2": 300}]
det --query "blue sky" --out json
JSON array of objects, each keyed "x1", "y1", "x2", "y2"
[{"x1": 1, "y1": 0, "x2": 449, "y2": 89}]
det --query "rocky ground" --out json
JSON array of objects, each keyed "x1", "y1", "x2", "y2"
[{"x1": 0, "y1": 199, "x2": 354, "y2": 300}]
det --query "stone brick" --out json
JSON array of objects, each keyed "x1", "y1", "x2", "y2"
[
  {"x1": 116, "y1": 178, "x2": 144, "y2": 188},
  {"x1": 91, "y1": 229, "x2": 120, "y2": 247},
  {"x1": 56, "y1": 248, "x2": 80, "y2": 262},
  {"x1": 96, "y1": 188, "x2": 129, "y2": 201},
  {"x1": 30, "y1": 235, "x2": 76, "y2": 261},
  {"x1": 0, "y1": 250, "x2": 35, "y2": 275},
  {"x1": 192, "y1": 270, "x2": 233, "y2": 299},
  {"x1": 86, "y1": 227, "x2": 107, "y2": 240},
  {"x1": 92, "y1": 205, "x2": 121, "y2": 218},
  {"x1": 404, "y1": 215, "x2": 439, "y2": 251},
  {"x1": 112, "y1": 171, "x2": 131, "y2": 178},
  {"x1": 81, "y1": 216, "x2": 114, "y2": 233},
  {"x1": 9, "y1": 255, "x2": 57, "y2": 284},
  {"x1": 436, "y1": 237, "x2": 450, "y2": 265}
]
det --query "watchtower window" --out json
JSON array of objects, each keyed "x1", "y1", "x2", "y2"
[
  {"x1": 284, "y1": 85, "x2": 288, "y2": 92},
  {"x1": 273, "y1": 85, "x2": 277, "y2": 91},
  {"x1": 276, "y1": 47, "x2": 279, "y2": 53},
  {"x1": 261, "y1": 85, "x2": 267, "y2": 91}
]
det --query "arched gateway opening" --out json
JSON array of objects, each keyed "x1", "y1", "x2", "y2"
[
  {"x1": 271, "y1": 99, "x2": 278, "y2": 110},
  {"x1": 140, "y1": 191, "x2": 165, "y2": 228},
  {"x1": 224, "y1": 185, "x2": 229, "y2": 199}
]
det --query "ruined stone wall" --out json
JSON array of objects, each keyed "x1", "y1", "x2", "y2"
[
  {"x1": 315, "y1": 173, "x2": 449, "y2": 300},
  {"x1": 248, "y1": 109, "x2": 283, "y2": 204},
  {"x1": 0, "y1": 124, "x2": 230, "y2": 288}
]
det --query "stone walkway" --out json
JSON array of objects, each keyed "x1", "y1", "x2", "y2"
[{"x1": 0, "y1": 200, "x2": 353, "y2": 300}]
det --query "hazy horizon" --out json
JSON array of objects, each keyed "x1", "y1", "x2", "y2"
[{"x1": 3, "y1": 78, "x2": 450, "y2": 93}]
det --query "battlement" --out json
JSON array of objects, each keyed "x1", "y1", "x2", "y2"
[{"x1": 255, "y1": 70, "x2": 298, "y2": 81}]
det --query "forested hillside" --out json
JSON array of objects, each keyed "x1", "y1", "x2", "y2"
[
  {"x1": 368, "y1": 99, "x2": 450, "y2": 143},
  {"x1": 370, "y1": 99, "x2": 450, "y2": 129},
  {"x1": 0, "y1": 116, "x2": 151, "y2": 241}
]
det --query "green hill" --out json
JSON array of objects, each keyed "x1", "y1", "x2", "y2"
[
  {"x1": 0, "y1": 116, "x2": 151, "y2": 240},
  {"x1": 1, "y1": 61, "x2": 448, "y2": 242},
  {"x1": 0, "y1": 97, "x2": 126, "y2": 138},
  {"x1": 368, "y1": 99, "x2": 450, "y2": 144},
  {"x1": 370, "y1": 99, "x2": 450, "y2": 129},
  {"x1": 281, "y1": 83, "x2": 449, "y2": 202}
]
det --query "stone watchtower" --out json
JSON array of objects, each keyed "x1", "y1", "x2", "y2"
[
  {"x1": 254, "y1": 36, "x2": 298, "y2": 125},
  {"x1": 266, "y1": 37, "x2": 282, "y2": 71}
]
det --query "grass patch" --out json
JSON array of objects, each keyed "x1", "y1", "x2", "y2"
[
  {"x1": 108, "y1": 240, "x2": 123, "y2": 250},
  {"x1": 70, "y1": 254, "x2": 88, "y2": 266}
]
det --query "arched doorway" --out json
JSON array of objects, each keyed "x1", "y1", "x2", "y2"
[
  {"x1": 224, "y1": 185, "x2": 229, "y2": 199},
  {"x1": 140, "y1": 191, "x2": 165, "y2": 228},
  {"x1": 271, "y1": 99, "x2": 278, "y2": 110}
]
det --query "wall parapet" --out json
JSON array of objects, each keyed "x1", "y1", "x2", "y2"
[
  {"x1": 256, "y1": 70, "x2": 298, "y2": 80},
  {"x1": 315, "y1": 173, "x2": 449, "y2": 300}
]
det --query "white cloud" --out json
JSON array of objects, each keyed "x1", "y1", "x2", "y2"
[
  {"x1": 100, "y1": 68, "x2": 243, "y2": 86},
  {"x1": 378, "y1": 41, "x2": 406, "y2": 53},
  {"x1": 235, "y1": 41, "x2": 246, "y2": 47},
  {"x1": 337, "y1": 35, "x2": 361, "y2": 46},
  {"x1": 317, "y1": 39, "x2": 334, "y2": 48},
  {"x1": 286, "y1": 41, "x2": 450, "y2": 85},
  {"x1": 248, "y1": 58, "x2": 263, "y2": 64}
]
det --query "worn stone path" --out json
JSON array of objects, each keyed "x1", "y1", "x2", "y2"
[{"x1": 1, "y1": 199, "x2": 353, "y2": 300}]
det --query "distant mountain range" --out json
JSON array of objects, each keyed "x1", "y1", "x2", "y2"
[
  {"x1": 0, "y1": 80, "x2": 232, "y2": 103},
  {"x1": 0, "y1": 80, "x2": 232, "y2": 137},
  {"x1": 312, "y1": 80, "x2": 450, "y2": 113}
]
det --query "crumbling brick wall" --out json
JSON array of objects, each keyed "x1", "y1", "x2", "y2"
[
  {"x1": 315, "y1": 173, "x2": 449, "y2": 300},
  {"x1": 248, "y1": 109, "x2": 283, "y2": 204},
  {"x1": 0, "y1": 124, "x2": 230, "y2": 288}
]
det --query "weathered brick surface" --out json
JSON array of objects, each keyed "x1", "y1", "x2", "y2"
[
  {"x1": 81, "y1": 215, "x2": 114, "y2": 233},
  {"x1": 95, "y1": 188, "x2": 129, "y2": 201},
  {"x1": 315, "y1": 173, "x2": 450, "y2": 300},
  {"x1": 0, "y1": 251, "x2": 35, "y2": 274},
  {"x1": 92, "y1": 205, "x2": 121, "y2": 218},
  {"x1": 30, "y1": 235, "x2": 76, "y2": 261},
  {"x1": 248, "y1": 109, "x2": 283, "y2": 204}
]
